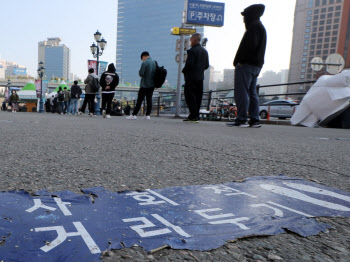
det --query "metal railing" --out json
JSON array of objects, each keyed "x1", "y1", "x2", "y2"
[{"x1": 117, "y1": 81, "x2": 316, "y2": 116}]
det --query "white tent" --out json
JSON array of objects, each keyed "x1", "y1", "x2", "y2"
[
  {"x1": 291, "y1": 70, "x2": 350, "y2": 127},
  {"x1": 17, "y1": 80, "x2": 37, "y2": 100}
]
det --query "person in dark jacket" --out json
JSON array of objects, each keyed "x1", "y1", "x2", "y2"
[
  {"x1": 228, "y1": 4, "x2": 267, "y2": 128},
  {"x1": 69, "y1": 81, "x2": 82, "y2": 115},
  {"x1": 57, "y1": 87, "x2": 65, "y2": 114},
  {"x1": 182, "y1": 33, "x2": 209, "y2": 122},
  {"x1": 100, "y1": 63, "x2": 119, "y2": 119},
  {"x1": 126, "y1": 52, "x2": 156, "y2": 120}
]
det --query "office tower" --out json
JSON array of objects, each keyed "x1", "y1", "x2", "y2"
[
  {"x1": 116, "y1": 0, "x2": 204, "y2": 87},
  {"x1": 288, "y1": 0, "x2": 350, "y2": 93},
  {"x1": 38, "y1": 37, "x2": 70, "y2": 80}
]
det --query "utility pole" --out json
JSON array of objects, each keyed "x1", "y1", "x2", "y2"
[{"x1": 175, "y1": 6, "x2": 187, "y2": 117}]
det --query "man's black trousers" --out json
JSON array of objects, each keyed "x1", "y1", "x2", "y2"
[
  {"x1": 81, "y1": 94, "x2": 96, "y2": 114},
  {"x1": 102, "y1": 93, "x2": 115, "y2": 115},
  {"x1": 133, "y1": 87, "x2": 154, "y2": 116},
  {"x1": 184, "y1": 80, "x2": 203, "y2": 120}
]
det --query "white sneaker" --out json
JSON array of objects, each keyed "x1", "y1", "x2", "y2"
[
  {"x1": 12, "y1": 111, "x2": 14, "y2": 113},
  {"x1": 146, "y1": 116, "x2": 151, "y2": 120},
  {"x1": 106, "y1": 114, "x2": 111, "y2": 119},
  {"x1": 126, "y1": 115, "x2": 137, "y2": 120},
  {"x1": 61, "y1": 113, "x2": 63, "y2": 115},
  {"x1": 102, "y1": 110, "x2": 106, "y2": 118},
  {"x1": 89, "y1": 113, "x2": 93, "y2": 117}
]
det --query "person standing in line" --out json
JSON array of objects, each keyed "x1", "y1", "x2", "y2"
[
  {"x1": 126, "y1": 52, "x2": 156, "y2": 120},
  {"x1": 227, "y1": 4, "x2": 267, "y2": 128},
  {"x1": 69, "y1": 81, "x2": 82, "y2": 115},
  {"x1": 100, "y1": 63, "x2": 119, "y2": 119},
  {"x1": 9, "y1": 90, "x2": 19, "y2": 113},
  {"x1": 63, "y1": 87, "x2": 71, "y2": 114},
  {"x1": 2, "y1": 101, "x2": 6, "y2": 111},
  {"x1": 80, "y1": 68, "x2": 98, "y2": 117},
  {"x1": 182, "y1": 33, "x2": 209, "y2": 123},
  {"x1": 57, "y1": 87, "x2": 65, "y2": 114}
]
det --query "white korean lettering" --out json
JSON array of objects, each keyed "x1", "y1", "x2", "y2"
[
  {"x1": 126, "y1": 190, "x2": 178, "y2": 206},
  {"x1": 194, "y1": 208, "x2": 234, "y2": 219},
  {"x1": 260, "y1": 184, "x2": 350, "y2": 212},
  {"x1": 53, "y1": 197, "x2": 72, "y2": 216},
  {"x1": 203, "y1": 185, "x2": 256, "y2": 198},
  {"x1": 26, "y1": 199, "x2": 56, "y2": 213},
  {"x1": 26, "y1": 197, "x2": 72, "y2": 216},
  {"x1": 197, "y1": 12, "x2": 204, "y2": 20},
  {"x1": 210, "y1": 13, "x2": 216, "y2": 22},
  {"x1": 34, "y1": 222, "x2": 101, "y2": 254},
  {"x1": 209, "y1": 218, "x2": 250, "y2": 230},
  {"x1": 123, "y1": 214, "x2": 191, "y2": 238},
  {"x1": 194, "y1": 208, "x2": 250, "y2": 230}
]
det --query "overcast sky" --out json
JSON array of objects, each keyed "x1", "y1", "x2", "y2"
[{"x1": 1, "y1": 0, "x2": 296, "y2": 80}]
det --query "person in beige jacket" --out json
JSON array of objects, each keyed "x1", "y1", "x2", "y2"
[{"x1": 79, "y1": 68, "x2": 98, "y2": 116}]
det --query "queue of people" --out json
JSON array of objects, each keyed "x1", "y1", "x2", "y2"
[{"x1": 2, "y1": 4, "x2": 266, "y2": 126}]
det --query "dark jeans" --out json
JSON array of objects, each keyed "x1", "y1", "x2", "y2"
[
  {"x1": 102, "y1": 93, "x2": 115, "y2": 115},
  {"x1": 81, "y1": 94, "x2": 96, "y2": 114},
  {"x1": 64, "y1": 101, "x2": 70, "y2": 113},
  {"x1": 234, "y1": 64, "x2": 261, "y2": 122},
  {"x1": 184, "y1": 80, "x2": 203, "y2": 120},
  {"x1": 133, "y1": 87, "x2": 154, "y2": 116},
  {"x1": 58, "y1": 102, "x2": 64, "y2": 114}
]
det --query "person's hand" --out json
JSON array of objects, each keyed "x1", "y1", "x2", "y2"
[{"x1": 106, "y1": 86, "x2": 110, "y2": 90}]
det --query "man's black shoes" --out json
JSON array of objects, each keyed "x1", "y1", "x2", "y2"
[
  {"x1": 226, "y1": 120, "x2": 261, "y2": 128},
  {"x1": 226, "y1": 121, "x2": 249, "y2": 128}
]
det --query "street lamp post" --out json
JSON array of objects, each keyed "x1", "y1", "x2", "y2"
[
  {"x1": 37, "y1": 61, "x2": 45, "y2": 113},
  {"x1": 90, "y1": 30, "x2": 107, "y2": 115}
]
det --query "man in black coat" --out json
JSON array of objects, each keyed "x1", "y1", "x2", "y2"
[
  {"x1": 182, "y1": 33, "x2": 209, "y2": 122},
  {"x1": 228, "y1": 4, "x2": 267, "y2": 128}
]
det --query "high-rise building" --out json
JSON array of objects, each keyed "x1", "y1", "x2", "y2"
[
  {"x1": 38, "y1": 37, "x2": 70, "y2": 80},
  {"x1": 0, "y1": 60, "x2": 27, "y2": 77},
  {"x1": 288, "y1": 0, "x2": 350, "y2": 93},
  {"x1": 116, "y1": 0, "x2": 204, "y2": 87}
]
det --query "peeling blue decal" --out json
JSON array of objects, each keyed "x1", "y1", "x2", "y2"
[{"x1": 1, "y1": 176, "x2": 350, "y2": 261}]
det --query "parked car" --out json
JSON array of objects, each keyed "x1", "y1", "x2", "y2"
[{"x1": 259, "y1": 100, "x2": 298, "y2": 119}]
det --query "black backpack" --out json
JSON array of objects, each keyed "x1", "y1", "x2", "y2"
[
  {"x1": 58, "y1": 92, "x2": 64, "y2": 102},
  {"x1": 154, "y1": 61, "x2": 167, "y2": 88},
  {"x1": 91, "y1": 77, "x2": 100, "y2": 93}
]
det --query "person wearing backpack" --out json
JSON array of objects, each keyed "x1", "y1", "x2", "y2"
[
  {"x1": 126, "y1": 51, "x2": 156, "y2": 120},
  {"x1": 57, "y1": 87, "x2": 65, "y2": 114},
  {"x1": 80, "y1": 68, "x2": 99, "y2": 117},
  {"x1": 100, "y1": 63, "x2": 119, "y2": 119},
  {"x1": 63, "y1": 87, "x2": 71, "y2": 114},
  {"x1": 69, "y1": 81, "x2": 82, "y2": 115}
]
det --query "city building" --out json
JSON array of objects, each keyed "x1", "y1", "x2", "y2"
[
  {"x1": 116, "y1": 0, "x2": 204, "y2": 88},
  {"x1": 38, "y1": 37, "x2": 70, "y2": 80},
  {"x1": 288, "y1": 0, "x2": 350, "y2": 93},
  {"x1": 0, "y1": 59, "x2": 27, "y2": 78},
  {"x1": 258, "y1": 69, "x2": 289, "y2": 95}
]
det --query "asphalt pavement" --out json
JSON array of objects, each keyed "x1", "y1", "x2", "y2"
[{"x1": 0, "y1": 112, "x2": 349, "y2": 262}]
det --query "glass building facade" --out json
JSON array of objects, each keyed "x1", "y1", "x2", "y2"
[
  {"x1": 117, "y1": 0, "x2": 204, "y2": 87},
  {"x1": 44, "y1": 45, "x2": 70, "y2": 80}
]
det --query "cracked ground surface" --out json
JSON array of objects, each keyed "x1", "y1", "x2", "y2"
[{"x1": 0, "y1": 112, "x2": 349, "y2": 261}]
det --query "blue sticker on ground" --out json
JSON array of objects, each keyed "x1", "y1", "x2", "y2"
[{"x1": 1, "y1": 175, "x2": 350, "y2": 261}]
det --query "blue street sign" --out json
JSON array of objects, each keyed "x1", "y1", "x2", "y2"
[
  {"x1": 186, "y1": 0, "x2": 225, "y2": 27},
  {"x1": 0, "y1": 175, "x2": 349, "y2": 261}
]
